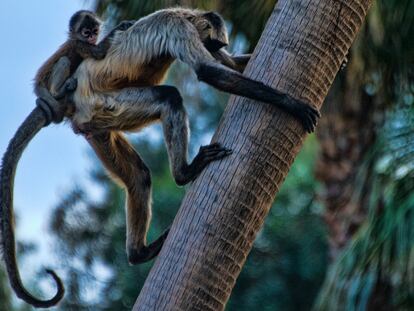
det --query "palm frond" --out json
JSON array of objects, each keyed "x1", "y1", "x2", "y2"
[{"x1": 314, "y1": 98, "x2": 414, "y2": 311}]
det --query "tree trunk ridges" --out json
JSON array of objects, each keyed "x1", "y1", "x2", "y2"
[{"x1": 134, "y1": 1, "x2": 373, "y2": 310}]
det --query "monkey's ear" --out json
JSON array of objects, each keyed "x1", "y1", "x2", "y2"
[{"x1": 202, "y1": 11, "x2": 224, "y2": 28}]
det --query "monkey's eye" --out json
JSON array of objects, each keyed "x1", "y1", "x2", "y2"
[
  {"x1": 204, "y1": 24, "x2": 212, "y2": 30},
  {"x1": 92, "y1": 28, "x2": 99, "y2": 35},
  {"x1": 81, "y1": 29, "x2": 92, "y2": 37}
]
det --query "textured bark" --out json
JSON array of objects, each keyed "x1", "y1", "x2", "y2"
[{"x1": 134, "y1": 0, "x2": 373, "y2": 310}]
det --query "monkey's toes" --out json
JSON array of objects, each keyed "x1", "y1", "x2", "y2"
[
  {"x1": 197, "y1": 143, "x2": 232, "y2": 164},
  {"x1": 175, "y1": 143, "x2": 232, "y2": 185}
]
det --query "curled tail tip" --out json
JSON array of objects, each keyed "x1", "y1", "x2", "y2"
[
  {"x1": 31, "y1": 268, "x2": 65, "y2": 308},
  {"x1": 44, "y1": 267, "x2": 65, "y2": 294}
]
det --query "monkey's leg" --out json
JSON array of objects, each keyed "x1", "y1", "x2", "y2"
[
  {"x1": 87, "y1": 131, "x2": 168, "y2": 264},
  {"x1": 49, "y1": 56, "x2": 71, "y2": 98},
  {"x1": 80, "y1": 86, "x2": 231, "y2": 185},
  {"x1": 150, "y1": 86, "x2": 232, "y2": 185}
]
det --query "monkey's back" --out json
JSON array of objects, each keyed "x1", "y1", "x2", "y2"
[
  {"x1": 76, "y1": 8, "x2": 212, "y2": 86},
  {"x1": 72, "y1": 8, "x2": 214, "y2": 125}
]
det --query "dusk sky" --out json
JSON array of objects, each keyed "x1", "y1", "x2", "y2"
[{"x1": 0, "y1": 1, "x2": 97, "y2": 275}]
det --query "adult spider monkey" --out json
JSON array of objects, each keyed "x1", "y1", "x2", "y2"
[
  {"x1": 0, "y1": 10, "x2": 133, "y2": 308},
  {"x1": 1, "y1": 7, "x2": 320, "y2": 309},
  {"x1": 70, "y1": 7, "x2": 320, "y2": 266}
]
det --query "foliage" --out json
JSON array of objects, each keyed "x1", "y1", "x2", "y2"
[
  {"x1": 312, "y1": 0, "x2": 414, "y2": 309},
  {"x1": 361, "y1": 0, "x2": 414, "y2": 100},
  {"x1": 314, "y1": 99, "x2": 414, "y2": 310},
  {"x1": 94, "y1": 0, "x2": 277, "y2": 48}
]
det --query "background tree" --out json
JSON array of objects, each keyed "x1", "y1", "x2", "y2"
[{"x1": 314, "y1": 0, "x2": 414, "y2": 308}]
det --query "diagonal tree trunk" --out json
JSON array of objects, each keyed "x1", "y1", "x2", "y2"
[{"x1": 134, "y1": 0, "x2": 373, "y2": 310}]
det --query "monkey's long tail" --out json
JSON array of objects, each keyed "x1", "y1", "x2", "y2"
[{"x1": 0, "y1": 106, "x2": 64, "y2": 308}]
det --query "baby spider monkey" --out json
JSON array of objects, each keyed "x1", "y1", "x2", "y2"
[{"x1": 35, "y1": 10, "x2": 134, "y2": 122}]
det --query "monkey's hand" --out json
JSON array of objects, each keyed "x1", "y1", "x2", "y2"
[
  {"x1": 115, "y1": 20, "x2": 136, "y2": 31},
  {"x1": 284, "y1": 96, "x2": 321, "y2": 133},
  {"x1": 175, "y1": 143, "x2": 232, "y2": 186},
  {"x1": 64, "y1": 78, "x2": 78, "y2": 93}
]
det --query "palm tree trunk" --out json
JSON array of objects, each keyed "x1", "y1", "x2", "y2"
[{"x1": 133, "y1": 0, "x2": 373, "y2": 310}]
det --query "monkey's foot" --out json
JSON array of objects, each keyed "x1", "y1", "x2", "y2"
[
  {"x1": 65, "y1": 77, "x2": 78, "y2": 92},
  {"x1": 128, "y1": 228, "x2": 170, "y2": 265},
  {"x1": 285, "y1": 96, "x2": 321, "y2": 133},
  {"x1": 175, "y1": 143, "x2": 232, "y2": 186}
]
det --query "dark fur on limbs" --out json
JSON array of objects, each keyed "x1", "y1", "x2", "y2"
[
  {"x1": 87, "y1": 131, "x2": 170, "y2": 264},
  {"x1": 196, "y1": 63, "x2": 320, "y2": 133}
]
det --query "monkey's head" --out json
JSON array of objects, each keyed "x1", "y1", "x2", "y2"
[
  {"x1": 69, "y1": 10, "x2": 101, "y2": 45},
  {"x1": 192, "y1": 12, "x2": 229, "y2": 52}
]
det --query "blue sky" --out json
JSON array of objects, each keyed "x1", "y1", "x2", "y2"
[{"x1": 0, "y1": 1, "x2": 96, "y2": 275}]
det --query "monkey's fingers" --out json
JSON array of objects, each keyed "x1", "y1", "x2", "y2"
[
  {"x1": 175, "y1": 144, "x2": 232, "y2": 185},
  {"x1": 198, "y1": 148, "x2": 232, "y2": 160},
  {"x1": 192, "y1": 144, "x2": 232, "y2": 170},
  {"x1": 302, "y1": 104, "x2": 320, "y2": 133},
  {"x1": 286, "y1": 98, "x2": 320, "y2": 133}
]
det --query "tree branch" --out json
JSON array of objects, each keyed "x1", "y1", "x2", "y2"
[{"x1": 133, "y1": 0, "x2": 374, "y2": 310}]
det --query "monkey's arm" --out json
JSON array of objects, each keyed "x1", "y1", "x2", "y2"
[
  {"x1": 211, "y1": 49, "x2": 251, "y2": 73},
  {"x1": 77, "y1": 20, "x2": 136, "y2": 60},
  {"x1": 195, "y1": 62, "x2": 320, "y2": 133}
]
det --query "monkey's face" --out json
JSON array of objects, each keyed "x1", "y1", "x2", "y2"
[
  {"x1": 70, "y1": 12, "x2": 101, "y2": 44},
  {"x1": 80, "y1": 25, "x2": 99, "y2": 44},
  {"x1": 195, "y1": 12, "x2": 229, "y2": 52}
]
